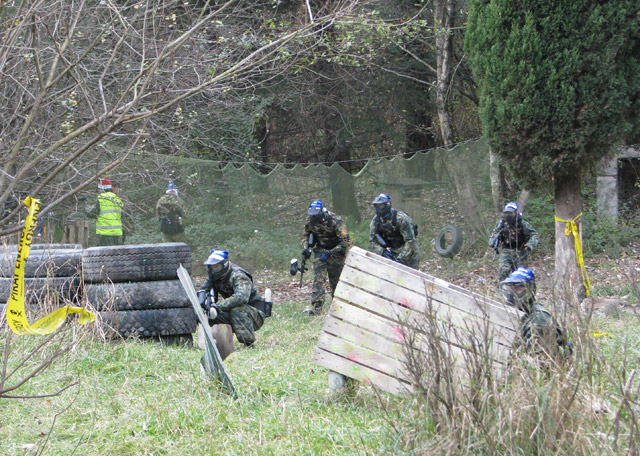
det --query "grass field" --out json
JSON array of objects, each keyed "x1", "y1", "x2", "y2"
[
  {"x1": 1, "y1": 300, "x2": 407, "y2": 456},
  {"x1": 1, "y1": 257, "x2": 639, "y2": 456}
]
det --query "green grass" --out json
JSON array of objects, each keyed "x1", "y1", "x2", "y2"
[
  {"x1": 2, "y1": 269, "x2": 640, "y2": 455},
  {"x1": 0, "y1": 301, "x2": 402, "y2": 456}
]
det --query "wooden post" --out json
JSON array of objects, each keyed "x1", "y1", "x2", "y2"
[{"x1": 63, "y1": 219, "x2": 90, "y2": 246}]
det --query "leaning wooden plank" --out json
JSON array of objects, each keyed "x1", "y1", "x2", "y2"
[
  {"x1": 337, "y1": 265, "x2": 517, "y2": 347},
  {"x1": 323, "y1": 315, "x2": 406, "y2": 363},
  {"x1": 334, "y1": 280, "x2": 516, "y2": 349},
  {"x1": 346, "y1": 246, "x2": 510, "y2": 310},
  {"x1": 312, "y1": 348, "x2": 413, "y2": 396},
  {"x1": 329, "y1": 296, "x2": 512, "y2": 363},
  {"x1": 317, "y1": 331, "x2": 411, "y2": 382},
  {"x1": 343, "y1": 249, "x2": 521, "y2": 332},
  {"x1": 313, "y1": 247, "x2": 520, "y2": 396},
  {"x1": 351, "y1": 246, "x2": 519, "y2": 318}
]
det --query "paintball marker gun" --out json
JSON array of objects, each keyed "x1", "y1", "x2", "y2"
[
  {"x1": 290, "y1": 233, "x2": 315, "y2": 288},
  {"x1": 488, "y1": 235, "x2": 500, "y2": 260},
  {"x1": 290, "y1": 258, "x2": 308, "y2": 288},
  {"x1": 197, "y1": 289, "x2": 218, "y2": 319},
  {"x1": 374, "y1": 233, "x2": 397, "y2": 261}
]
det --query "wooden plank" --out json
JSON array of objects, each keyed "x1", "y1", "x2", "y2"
[
  {"x1": 323, "y1": 314, "x2": 406, "y2": 361},
  {"x1": 342, "y1": 249, "x2": 521, "y2": 331},
  {"x1": 317, "y1": 331, "x2": 411, "y2": 382},
  {"x1": 313, "y1": 247, "x2": 518, "y2": 396},
  {"x1": 328, "y1": 296, "x2": 512, "y2": 362},
  {"x1": 329, "y1": 297, "x2": 404, "y2": 342},
  {"x1": 345, "y1": 249, "x2": 520, "y2": 328},
  {"x1": 312, "y1": 348, "x2": 413, "y2": 396},
  {"x1": 333, "y1": 280, "x2": 516, "y2": 348},
  {"x1": 346, "y1": 246, "x2": 507, "y2": 307},
  {"x1": 336, "y1": 267, "x2": 516, "y2": 347}
]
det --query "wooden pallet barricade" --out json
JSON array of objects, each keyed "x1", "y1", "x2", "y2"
[{"x1": 312, "y1": 246, "x2": 522, "y2": 396}]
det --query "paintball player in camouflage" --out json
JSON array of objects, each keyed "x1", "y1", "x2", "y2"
[
  {"x1": 155, "y1": 181, "x2": 188, "y2": 243},
  {"x1": 369, "y1": 193, "x2": 420, "y2": 269},
  {"x1": 198, "y1": 249, "x2": 267, "y2": 347},
  {"x1": 302, "y1": 200, "x2": 351, "y2": 316},
  {"x1": 502, "y1": 268, "x2": 570, "y2": 361},
  {"x1": 488, "y1": 202, "x2": 539, "y2": 282}
]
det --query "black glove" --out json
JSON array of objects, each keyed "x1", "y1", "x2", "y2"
[
  {"x1": 382, "y1": 249, "x2": 395, "y2": 260},
  {"x1": 302, "y1": 248, "x2": 312, "y2": 260},
  {"x1": 318, "y1": 251, "x2": 330, "y2": 262}
]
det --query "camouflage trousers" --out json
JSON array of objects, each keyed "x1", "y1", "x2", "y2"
[
  {"x1": 311, "y1": 249, "x2": 346, "y2": 307},
  {"x1": 498, "y1": 248, "x2": 529, "y2": 281},
  {"x1": 96, "y1": 234, "x2": 123, "y2": 246},
  {"x1": 209, "y1": 304, "x2": 264, "y2": 347},
  {"x1": 161, "y1": 231, "x2": 186, "y2": 243}
]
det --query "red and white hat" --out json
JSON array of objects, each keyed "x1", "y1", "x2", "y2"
[{"x1": 98, "y1": 177, "x2": 112, "y2": 190}]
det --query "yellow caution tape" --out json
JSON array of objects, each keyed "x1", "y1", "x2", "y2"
[
  {"x1": 6, "y1": 196, "x2": 95, "y2": 335},
  {"x1": 555, "y1": 212, "x2": 592, "y2": 297}
]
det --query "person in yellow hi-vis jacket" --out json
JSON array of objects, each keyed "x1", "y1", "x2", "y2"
[{"x1": 86, "y1": 177, "x2": 124, "y2": 246}]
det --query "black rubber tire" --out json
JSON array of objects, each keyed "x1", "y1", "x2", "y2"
[
  {"x1": 82, "y1": 243, "x2": 192, "y2": 283},
  {"x1": 3, "y1": 243, "x2": 82, "y2": 252},
  {"x1": 0, "y1": 277, "x2": 80, "y2": 305},
  {"x1": 435, "y1": 225, "x2": 463, "y2": 259},
  {"x1": 0, "y1": 248, "x2": 82, "y2": 278},
  {"x1": 97, "y1": 307, "x2": 197, "y2": 338},
  {"x1": 154, "y1": 334, "x2": 194, "y2": 348},
  {"x1": 84, "y1": 280, "x2": 190, "y2": 311}
]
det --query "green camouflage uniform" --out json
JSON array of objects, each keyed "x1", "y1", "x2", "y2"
[
  {"x1": 303, "y1": 211, "x2": 351, "y2": 309},
  {"x1": 490, "y1": 215, "x2": 539, "y2": 281},
  {"x1": 155, "y1": 193, "x2": 188, "y2": 242},
  {"x1": 513, "y1": 303, "x2": 568, "y2": 359},
  {"x1": 369, "y1": 209, "x2": 420, "y2": 269},
  {"x1": 200, "y1": 263, "x2": 265, "y2": 347}
]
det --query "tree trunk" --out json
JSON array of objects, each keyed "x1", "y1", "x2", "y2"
[
  {"x1": 434, "y1": 0, "x2": 485, "y2": 240},
  {"x1": 554, "y1": 170, "x2": 587, "y2": 309},
  {"x1": 517, "y1": 189, "x2": 530, "y2": 214},
  {"x1": 489, "y1": 149, "x2": 503, "y2": 214}
]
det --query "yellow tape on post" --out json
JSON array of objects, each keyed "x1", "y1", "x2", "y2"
[
  {"x1": 6, "y1": 196, "x2": 95, "y2": 335},
  {"x1": 554, "y1": 212, "x2": 592, "y2": 297}
]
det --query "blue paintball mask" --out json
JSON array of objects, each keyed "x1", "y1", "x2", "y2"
[
  {"x1": 372, "y1": 193, "x2": 392, "y2": 217},
  {"x1": 308, "y1": 200, "x2": 326, "y2": 225},
  {"x1": 204, "y1": 249, "x2": 230, "y2": 280}
]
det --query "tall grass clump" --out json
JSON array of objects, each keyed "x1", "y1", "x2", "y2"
[{"x1": 384, "y1": 283, "x2": 640, "y2": 455}]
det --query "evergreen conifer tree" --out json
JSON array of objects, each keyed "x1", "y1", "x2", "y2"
[{"x1": 466, "y1": 0, "x2": 640, "y2": 303}]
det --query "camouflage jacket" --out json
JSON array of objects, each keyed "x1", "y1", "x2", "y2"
[
  {"x1": 369, "y1": 209, "x2": 418, "y2": 263},
  {"x1": 518, "y1": 303, "x2": 567, "y2": 353},
  {"x1": 155, "y1": 193, "x2": 188, "y2": 223},
  {"x1": 490, "y1": 215, "x2": 538, "y2": 251},
  {"x1": 200, "y1": 263, "x2": 262, "y2": 312},
  {"x1": 303, "y1": 210, "x2": 351, "y2": 253}
]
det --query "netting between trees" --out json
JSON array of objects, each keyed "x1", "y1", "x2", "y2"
[{"x1": 41, "y1": 138, "x2": 494, "y2": 271}]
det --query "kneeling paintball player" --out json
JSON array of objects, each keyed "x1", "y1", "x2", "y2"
[
  {"x1": 197, "y1": 249, "x2": 271, "y2": 348},
  {"x1": 501, "y1": 267, "x2": 571, "y2": 363}
]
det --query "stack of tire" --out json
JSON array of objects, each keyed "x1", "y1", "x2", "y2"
[
  {"x1": 0, "y1": 244, "x2": 83, "y2": 320},
  {"x1": 82, "y1": 243, "x2": 197, "y2": 345}
]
